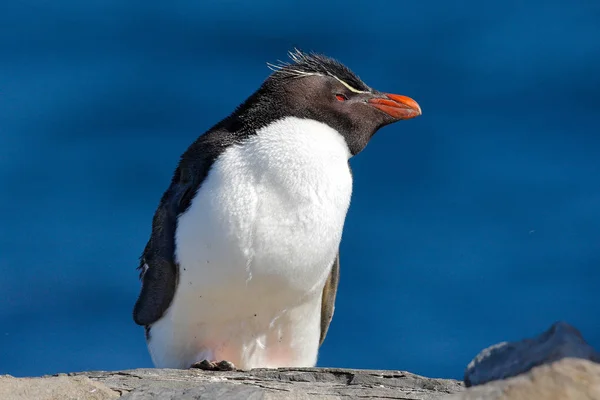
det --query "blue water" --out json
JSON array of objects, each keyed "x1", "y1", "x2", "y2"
[{"x1": 1, "y1": 1, "x2": 599, "y2": 379}]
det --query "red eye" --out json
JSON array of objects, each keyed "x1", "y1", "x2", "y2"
[{"x1": 335, "y1": 94, "x2": 347, "y2": 102}]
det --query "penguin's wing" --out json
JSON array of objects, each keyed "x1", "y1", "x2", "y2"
[
  {"x1": 132, "y1": 171, "x2": 197, "y2": 327},
  {"x1": 319, "y1": 252, "x2": 340, "y2": 346},
  {"x1": 131, "y1": 124, "x2": 243, "y2": 327}
]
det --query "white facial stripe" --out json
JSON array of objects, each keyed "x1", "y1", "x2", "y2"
[
  {"x1": 267, "y1": 61, "x2": 368, "y2": 94},
  {"x1": 284, "y1": 69, "x2": 318, "y2": 77},
  {"x1": 332, "y1": 76, "x2": 368, "y2": 94},
  {"x1": 266, "y1": 63, "x2": 320, "y2": 78}
]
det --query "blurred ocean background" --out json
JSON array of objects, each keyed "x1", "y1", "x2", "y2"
[{"x1": 1, "y1": 1, "x2": 599, "y2": 379}]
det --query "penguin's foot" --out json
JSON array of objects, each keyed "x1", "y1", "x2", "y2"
[{"x1": 190, "y1": 359, "x2": 236, "y2": 371}]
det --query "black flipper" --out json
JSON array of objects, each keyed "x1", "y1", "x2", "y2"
[
  {"x1": 132, "y1": 121, "x2": 246, "y2": 329},
  {"x1": 133, "y1": 176, "x2": 194, "y2": 326}
]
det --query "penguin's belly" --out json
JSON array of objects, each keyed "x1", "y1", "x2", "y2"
[
  {"x1": 176, "y1": 179, "x2": 347, "y2": 319},
  {"x1": 147, "y1": 117, "x2": 353, "y2": 369}
]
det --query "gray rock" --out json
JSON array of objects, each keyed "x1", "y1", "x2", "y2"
[
  {"x1": 447, "y1": 357, "x2": 600, "y2": 400},
  {"x1": 464, "y1": 321, "x2": 600, "y2": 387},
  {"x1": 1, "y1": 367, "x2": 464, "y2": 399},
  {"x1": 0, "y1": 374, "x2": 119, "y2": 400},
  {"x1": 5, "y1": 353, "x2": 600, "y2": 399}
]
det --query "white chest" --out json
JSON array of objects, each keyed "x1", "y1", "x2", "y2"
[{"x1": 175, "y1": 117, "x2": 352, "y2": 308}]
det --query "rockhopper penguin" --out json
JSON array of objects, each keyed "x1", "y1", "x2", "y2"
[{"x1": 133, "y1": 50, "x2": 422, "y2": 370}]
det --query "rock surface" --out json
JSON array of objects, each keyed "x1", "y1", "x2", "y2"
[
  {"x1": 1, "y1": 367, "x2": 464, "y2": 400},
  {"x1": 464, "y1": 321, "x2": 600, "y2": 387},
  {"x1": 3, "y1": 358, "x2": 600, "y2": 399},
  {"x1": 0, "y1": 374, "x2": 119, "y2": 400},
  {"x1": 448, "y1": 358, "x2": 600, "y2": 400}
]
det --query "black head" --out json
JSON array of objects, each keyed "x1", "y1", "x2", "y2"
[{"x1": 245, "y1": 50, "x2": 422, "y2": 155}]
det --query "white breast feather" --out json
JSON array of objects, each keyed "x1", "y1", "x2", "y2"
[{"x1": 147, "y1": 117, "x2": 353, "y2": 369}]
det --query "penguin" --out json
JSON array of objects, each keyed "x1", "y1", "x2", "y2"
[{"x1": 133, "y1": 50, "x2": 421, "y2": 371}]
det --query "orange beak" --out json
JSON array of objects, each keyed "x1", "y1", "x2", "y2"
[{"x1": 368, "y1": 93, "x2": 422, "y2": 120}]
